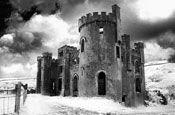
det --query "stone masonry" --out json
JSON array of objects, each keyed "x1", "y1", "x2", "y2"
[{"x1": 36, "y1": 4, "x2": 145, "y2": 107}]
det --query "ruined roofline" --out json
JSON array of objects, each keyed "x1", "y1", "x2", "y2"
[
  {"x1": 42, "y1": 52, "x2": 52, "y2": 57},
  {"x1": 58, "y1": 45, "x2": 77, "y2": 51},
  {"x1": 121, "y1": 34, "x2": 130, "y2": 42},
  {"x1": 121, "y1": 34, "x2": 144, "y2": 49},
  {"x1": 78, "y1": 4, "x2": 120, "y2": 32},
  {"x1": 134, "y1": 42, "x2": 144, "y2": 48},
  {"x1": 37, "y1": 56, "x2": 42, "y2": 61},
  {"x1": 51, "y1": 58, "x2": 58, "y2": 62},
  {"x1": 131, "y1": 42, "x2": 144, "y2": 56}
]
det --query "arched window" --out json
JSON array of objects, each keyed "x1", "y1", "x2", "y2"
[
  {"x1": 98, "y1": 72, "x2": 106, "y2": 95},
  {"x1": 81, "y1": 39, "x2": 85, "y2": 52}
]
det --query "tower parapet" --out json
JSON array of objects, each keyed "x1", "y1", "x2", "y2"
[
  {"x1": 42, "y1": 52, "x2": 52, "y2": 58},
  {"x1": 78, "y1": 4, "x2": 120, "y2": 32},
  {"x1": 134, "y1": 42, "x2": 144, "y2": 64},
  {"x1": 78, "y1": 12, "x2": 116, "y2": 32},
  {"x1": 37, "y1": 56, "x2": 42, "y2": 61}
]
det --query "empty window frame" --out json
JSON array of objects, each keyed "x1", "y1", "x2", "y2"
[
  {"x1": 59, "y1": 66, "x2": 63, "y2": 73},
  {"x1": 99, "y1": 27, "x2": 104, "y2": 34}
]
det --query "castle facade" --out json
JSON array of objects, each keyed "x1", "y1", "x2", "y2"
[{"x1": 36, "y1": 4, "x2": 145, "y2": 107}]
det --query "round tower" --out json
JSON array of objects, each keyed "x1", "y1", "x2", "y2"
[{"x1": 78, "y1": 4, "x2": 122, "y2": 101}]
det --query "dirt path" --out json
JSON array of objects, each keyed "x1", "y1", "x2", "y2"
[{"x1": 19, "y1": 94, "x2": 175, "y2": 115}]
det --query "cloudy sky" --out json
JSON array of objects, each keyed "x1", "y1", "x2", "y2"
[{"x1": 0, "y1": 0, "x2": 175, "y2": 78}]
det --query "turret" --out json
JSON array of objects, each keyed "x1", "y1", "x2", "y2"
[
  {"x1": 134, "y1": 42, "x2": 144, "y2": 64},
  {"x1": 132, "y1": 42, "x2": 145, "y2": 106},
  {"x1": 41, "y1": 52, "x2": 52, "y2": 95},
  {"x1": 36, "y1": 56, "x2": 42, "y2": 93},
  {"x1": 78, "y1": 4, "x2": 122, "y2": 101},
  {"x1": 122, "y1": 34, "x2": 131, "y2": 68}
]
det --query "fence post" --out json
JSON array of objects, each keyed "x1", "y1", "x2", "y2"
[
  {"x1": 14, "y1": 82, "x2": 21, "y2": 114},
  {"x1": 23, "y1": 84, "x2": 28, "y2": 104}
]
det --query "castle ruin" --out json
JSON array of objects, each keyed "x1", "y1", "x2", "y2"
[{"x1": 36, "y1": 4, "x2": 145, "y2": 107}]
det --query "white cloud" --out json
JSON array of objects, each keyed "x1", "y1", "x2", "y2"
[
  {"x1": 0, "y1": 34, "x2": 15, "y2": 45},
  {"x1": 20, "y1": 14, "x2": 79, "y2": 49},
  {"x1": 0, "y1": 14, "x2": 79, "y2": 78},
  {"x1": 144, "y1": 41, "x2": 175, "y2": 62},
  {"x1": 135, "y1": 0, "x2": 175, "y2": 21}
]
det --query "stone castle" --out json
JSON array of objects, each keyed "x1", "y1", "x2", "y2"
[{"x1": 36, "y1": 4, "x2": 145, "y2": 107}]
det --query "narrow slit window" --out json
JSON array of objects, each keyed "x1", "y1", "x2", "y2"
[
  {"x1": 60, "y1": 66, "x2": 63, "y2": 73},
  {"x1": 81, "y1": 67, "x2": 84, "y2": 76},
  {"x1": 121, "y1": 56, "x2": 124, "y2": 62},
  {"x1": 116, "y1": 46, "x2": 120, "y2": 58},
  {"x1": 81, "y1": 39, "x2": 85, "y2": 52},
  {"x1": 99, "y1": 27, "x2": 103, "y2": 34}
]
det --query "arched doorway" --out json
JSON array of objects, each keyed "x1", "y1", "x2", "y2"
[
  {"x1": 73, "y1": 75, "x2": 78, "y2": 97},
  {"x1": 98, "y1": 72, "x2": 106, "y2": 95}
]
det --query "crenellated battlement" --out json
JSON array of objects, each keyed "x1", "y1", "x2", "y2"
[
  {"x1": 51, "y1": 59, "x2": 58, "y2": 63},
  {"x1": 42, "y1": 52, "x2": 52, "y2": 58},
  {"x1": 78, "y1": 12, "x2": 116, "y2": 32},
  {"x1": 78, "y1": 4, "x2": 121, "y2": 32},
  {"x1": 122, "y1": 34, "x2": 130, "y2": 42},
  {"x1": 134, "y1": 42, "x2": 144, "y2": 49}
]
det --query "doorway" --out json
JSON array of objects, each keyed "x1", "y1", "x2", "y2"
[{"x1": 98, "y1": 72, "x2": 106, "y2": 95}]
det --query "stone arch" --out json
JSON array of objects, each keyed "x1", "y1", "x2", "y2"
[
  {"x1": 72, "y1": 74, "x2": 79, "y2": 97},
  {"x1": 97, "y1": 71, "x2": 106, "y2": 95}
]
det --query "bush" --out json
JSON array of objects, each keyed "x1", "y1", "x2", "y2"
[
  {"x1": 168, "y1": 54, "x2": 175, "y2": 63},
  {"x1": 145, "y1": 89, "x2": 168, "y2": 105}
]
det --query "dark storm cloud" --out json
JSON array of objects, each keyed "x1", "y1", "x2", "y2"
[
  {"x1": 60, "y1": 0, "x2": 175, "y2": 42},
  {"x1": 0, "y1": 0, "x2": 14, "y2": 36},
  {"x1": 60, "y1": 0, "x2": 123, "y2": 22},
  {"x1": 12, "y1": 0, "x2": 61, "y2": 21},
  {"x1": 122, "y1": 10, "x2": 175, "y2": 40},
  {"x1": 0, "y1": 0, "x2": 61, "y2": 37}
]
